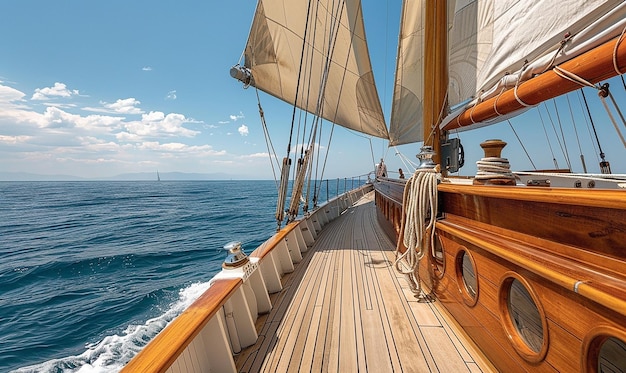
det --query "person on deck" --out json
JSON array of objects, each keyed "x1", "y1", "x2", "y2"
[
  {"x1": 376, "y1": 159, "x2": 387, "y2": 178},
  {"x1": 398, "y1": 168, "x2": 405, "y2": 179}
]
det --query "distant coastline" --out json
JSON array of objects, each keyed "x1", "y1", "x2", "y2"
[{"x1": 0, "y1": 171, "x2": 258, "y2": 182}]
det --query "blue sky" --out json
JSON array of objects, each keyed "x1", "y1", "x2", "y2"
[{"x1": 1, "y1": 1, "x2": 624, "y2": 180}]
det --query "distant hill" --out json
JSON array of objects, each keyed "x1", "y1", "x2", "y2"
[{"x1": 0, "y1": 171, "x2": 245, "y2": 181}]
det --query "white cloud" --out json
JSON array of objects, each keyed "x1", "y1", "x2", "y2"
[
  {"x1": 166, "y1": 90, "x2": 177, "y2": 100},
  {"x1": 238, "y1": 124, "x2": 249, "y2": 136},
  {"x1": 31, "y1": 82, "x2": 78, "y2": 100},
  {"x1": 106, "y1": 98, "x2": 143, "y2": 114},
  {"x1": 136, "y1": 141, "x2": 227, "y2": 156},
  {"x1": 116, "y1": 111, "x2": 200, "y2": 141},
  {"x1": 243, "y1": 152, "x2": 269, "y2": 159},
  {"x1": 0, "y1": 84, "x2": 26, "y2": 104},
  {"x1": 230, "y1": 112, "x2": 244, "y2": 121},
  {"x1": 0, "y1": 135, "x2": 32, "y2": 144},
  {"x1": 142, "y1": 66, "x2": 153, "y2": 71},
  {"x1": 41, "y1": 106, "x2": 126, "y2": 132}
]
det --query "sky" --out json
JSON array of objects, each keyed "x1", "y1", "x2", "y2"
[{"x1": 1, "y1": 1, "x2": 625, "y2": 180}]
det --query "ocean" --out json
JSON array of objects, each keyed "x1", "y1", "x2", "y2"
[{"x1": 0, "y1": 179, "x2": 361, "y2": 372}]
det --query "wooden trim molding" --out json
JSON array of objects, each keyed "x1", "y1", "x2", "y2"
[{"x1": 438, "y1": 183, "x2": 626, "y2": 210}]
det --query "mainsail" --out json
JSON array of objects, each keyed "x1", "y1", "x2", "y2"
[
  {"x1": 233, "y1": 0, "x2": 389, "y2": 139},
  {"x1": 389, "y1": 0, "x2": 626, "y2": 145},
  {"x1": 388, "y1": 0, "x2": 426, "y2": 146}
]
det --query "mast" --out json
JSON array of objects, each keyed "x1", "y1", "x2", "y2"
[{"x1": 423, "y1": 0, "x2": 447, "y2": 167}]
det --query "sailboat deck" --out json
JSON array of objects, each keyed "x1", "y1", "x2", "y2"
[{"x1": 235, "y1": 192, "x2": 494, "y2": 372}]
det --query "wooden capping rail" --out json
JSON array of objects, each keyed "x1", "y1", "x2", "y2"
[
  {"x1": 437, "y1": 218, "x2": 626, "y2": 319},
  {"x1": 122, "y1": 219, "x2": 305, "y2": 373},
  {"x1": 122, "y1": 278, "x2": 241, "y2": 373},
  {"x1": 444, "y1": 34, "x2": 626, "y2": 130},
  {"x1": 250, "y1": 221, "x2": 300, "y2": 260},
  {"x1": 438, "y1": 183, "x2": 626, "y2": 210}
]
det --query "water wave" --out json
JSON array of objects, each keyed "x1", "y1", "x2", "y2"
[{"x1": 11, "y1": 281, "x2": 211, "y2": 373}]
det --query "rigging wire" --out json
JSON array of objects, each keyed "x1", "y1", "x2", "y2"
[
  {"x1": 576, "y1": 90, "x2": 601, "y2": 164},
  {"x1": 543, "y1": 101, "x2": 570, "y2": 170},
  {"x1": 506, "y1": 119, "x2": 536, "y2": 170},
  {"x1": 254, "y1": 88, "x2": 281, "y2": 187},
  {"x1": 580, "y1": 87, "x2": 611, "y2": 173},
  {"x1": 288, "y1": 0, "x2": 346, "y2": 221},
  {"x1": 286, "y1": 0, "x2": 315, "y2": 157},
  {"x1": 600, "y1": 87, "x2": 626, "y2": 148},
  {"x1": 551, "y1": 99, "x2": 572, "y2": 170},
  {"x1": 537, "y1": 104, "x2": 559, "y2": 169},
  {"x1": 393, "y1": 146, "x2": 419, "y2": 173},
  {"x1": 565, "y1": 93, "x2": 588, "y2": 173},
  {"x1": 313, "y1": 123, "x2": 335, "y2": 207}
]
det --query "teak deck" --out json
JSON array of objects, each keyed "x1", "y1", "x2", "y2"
[{"x1": 235, "y1": 193, "x2": 495, "y2": 372}]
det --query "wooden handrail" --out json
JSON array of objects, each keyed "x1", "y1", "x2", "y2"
[
  {"x1": 437, "y1": 218, "x2": 626, "y2": 318},
  {"x1": 251, "y1": 221, "x2": 301, "y2": 260},
  {"x1": 121, "y1": 278, "x2": 242, "y2": 373},
  {"x1": 438, "y1": 183, "x2": 626, "y2": 210}
]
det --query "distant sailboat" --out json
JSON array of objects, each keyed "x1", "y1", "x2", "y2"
[{"x1": 157, "y1": 170, "x2": 160, "y2": 181}]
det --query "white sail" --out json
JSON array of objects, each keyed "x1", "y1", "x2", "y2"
[
  {"x1": 237, "y1": 0, "x2": 389, "y2": 139},
  {"x1": 389, "y1": 0, "x2": 626, "y2": 144},
  {"x1": 388, "y1": 0, "x2": 426, "y2": 146}
]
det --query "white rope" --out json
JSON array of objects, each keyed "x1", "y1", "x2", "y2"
[
  {"x1": 599, "y1": 96, "x2": 626, "y2": 148},
  {"x1": 613, "y1": 25, "x2": 626, "y2": 75},
  {"x1": 553, "y1": 66, "x2": 597, "y2": 88},
  {"x1": 475, "y1": 157, "x2": 515, "y2": 180},
  {"x1": 514, "y1": 67, "x2": 533, "y2": 107},
  {"x1": 395, "y1": 166, "x2": 440, "y2": 297}
]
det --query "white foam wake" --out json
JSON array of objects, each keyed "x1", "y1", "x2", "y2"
[{"x1": 12, "y1": 281, "x2": 212, "y2": 373}]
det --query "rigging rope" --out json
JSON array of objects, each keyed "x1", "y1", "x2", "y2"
[
  {"x1": 538, "y1": 103, "x2": 559, "y2": 169},
  {"x1": 507, "y1": 119, "x2": 536, "y2": 169},
  {"x1": 395, "y1": 166, "x2": 440, "y2": 298},
  {"x1": 543, "y1": 102, "x2": 569, "y2": 169},
  {"x1": 581, "y1": 88, "x2": 612, "y2": 174},
  {"x1": 566, "y1": 93, "x2": 588, "y2": 172},
  {"x1": 599, "y1": 89, "x2": 626, "y2": 148},
  {"x1": 552, "y1": 99, "x2": 572, "y2": 170}
]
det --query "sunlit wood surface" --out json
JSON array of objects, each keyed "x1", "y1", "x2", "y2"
[{"x1": 235, "y1": 192, "x2": 494, "y2": 372}]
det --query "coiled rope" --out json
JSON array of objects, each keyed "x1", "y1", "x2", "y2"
[{"x1": 395, "y1": 166, "x2": 440, "y2": 297}]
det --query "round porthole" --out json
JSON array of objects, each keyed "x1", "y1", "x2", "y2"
[
  {"x1": 432, "y1": 235, "x2": 445, "y2": 279},
  {"x1": 598, "y1": 337, "x2": 626, "y2": 372},
  {"x1": 455, "y1": 248, "x2": 478, "y2": 306},
  {"x1": 582, "y1": 326, "x2": 626, "y2": 372},
  {"x1": 499, "y1": 273, "x2": 548, "y2": 362}
]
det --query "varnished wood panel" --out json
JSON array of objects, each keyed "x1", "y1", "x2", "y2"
[{"x1": 440, "y1": 185, "x2": 626, "y2": 261}]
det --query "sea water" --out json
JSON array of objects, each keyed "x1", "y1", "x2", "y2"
[{"x1": 0, "y1": 180, "x2": 360, "y2": 372}]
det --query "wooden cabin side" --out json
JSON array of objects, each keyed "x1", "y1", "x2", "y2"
[
  {"x1": 374, "y1": 180, "x2": 626, "y2": 373},
  {"x1": 121, "y1": 185, "x2": 372, "y2": 373}
]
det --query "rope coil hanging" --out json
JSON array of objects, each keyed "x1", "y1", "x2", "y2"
[{"x1": 395, "y1": 160, "x2": 440, "y2": 299}]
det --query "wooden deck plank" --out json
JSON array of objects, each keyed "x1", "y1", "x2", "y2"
[{"x1": 234, "y1": 193, "x2": 494, "y2": 372}]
